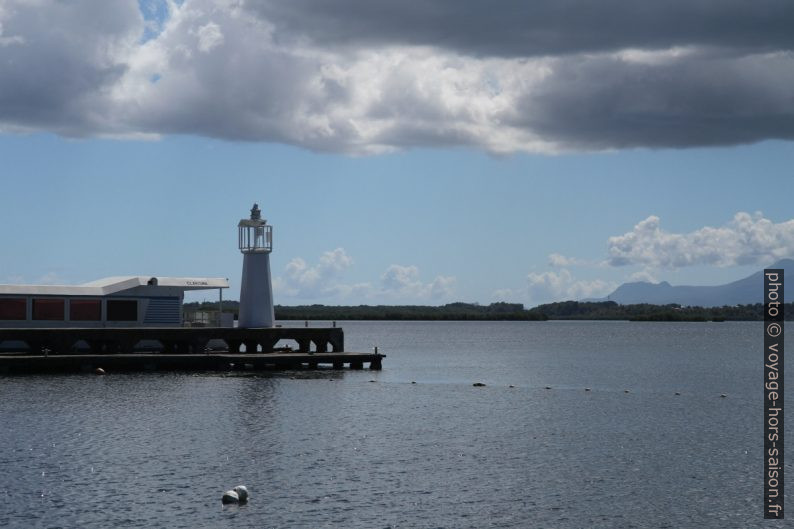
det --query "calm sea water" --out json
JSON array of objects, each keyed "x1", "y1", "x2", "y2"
[{"x1": 0, "y1": 321, "x2": 789, "y2": 528}]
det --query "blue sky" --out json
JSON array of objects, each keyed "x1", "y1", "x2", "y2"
[
  {"x1": 1, "y1": 1, "x2": 793, "y2": 306},
  {"x1": 1, "y1": 134, "x2": 792, "y2": 305}
]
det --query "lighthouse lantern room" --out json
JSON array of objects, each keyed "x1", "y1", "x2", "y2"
[{"x1": 238, "y1": 203, "x2": 275, "y2": 328}]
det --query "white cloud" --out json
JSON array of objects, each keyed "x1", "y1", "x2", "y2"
[
  {"x1": 274, "y1": 250, "x2": 455, "y2": 302},
  {"x1": 526, "y1": 269, "x2": 615, "y2": 305},
  {"x1": 277, "y1": 247, "x2": 354, "y2": 298},
  {"x1": 428, "y1": 275, "x2": 456, "y2": 299},
  {"x1": 380, "y1": 264, "x2": 455, "y2": 300},
  {"x1": 380, "y1": 264, "x2": 420, "y2": 291},
  {"x1": 194, "y1": 22, "x2": 224, "y2": 53},
  {"x1": 607, "y1": 212, "x2": 794, "y2": 269},
  {"x1": 491, "y1": 288, "x2": 523, "y2": 303},
  {"x1": 628, "y1": 268, "x2": 658, "y2": 283},
  {"x1": 548, "y1": 253, "x2": 587, "y2": 267}
]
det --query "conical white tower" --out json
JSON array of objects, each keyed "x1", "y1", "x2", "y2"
[{"x1": 238, "y1": 203, "x2": 274, "y2": 328}]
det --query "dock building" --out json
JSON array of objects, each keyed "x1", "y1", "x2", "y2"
[{"x1": 0, "y1": 276, "x2": 228, "y2": 328}]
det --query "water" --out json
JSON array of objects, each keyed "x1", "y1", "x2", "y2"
[{"x1": 0, "y1": 321, "x2": 788, "y2": 528}]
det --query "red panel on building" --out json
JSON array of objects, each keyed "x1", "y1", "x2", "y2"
[
  {"x1": 70, "y1": 299, "x2": 101, "y2": 321},
  {"x1": 32, "y1": 299, "x2": 65, "y2": 320},
  {"x1": 0, "y1": 298, "x2": 26, "y2": 320}
]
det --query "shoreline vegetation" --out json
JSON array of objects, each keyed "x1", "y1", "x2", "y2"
[{"x1": 184, "y1": 300, "x2": 794, "y2": 322}]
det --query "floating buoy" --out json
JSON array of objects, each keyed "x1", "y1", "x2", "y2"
[
  {"x1": 234, "y1": 485, "x2": 249, "y2": 502},
  {"x1": 222, "y1": 490, "x2": 239, "y2": 504},
  {"x1": 94, "y1": 367, "x2": 105, "y2": 375},
  {"x1": 473, "y1": 382, "x2": 486, "y2": 387}
]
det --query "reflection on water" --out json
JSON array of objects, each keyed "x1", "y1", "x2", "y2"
[{"x1": 0, "y1": 321, "x2": 789, "y2": 528}]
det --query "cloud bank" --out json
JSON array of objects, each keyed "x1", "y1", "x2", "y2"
[
  {"x1": 1, "y1": 0, "x2": 793, "y2": 153},
  {"x1": 526, "y1": 269, "x2": 615, "y2": 305},
  {"x1": 607, "y1": 212, "x2": 794, "y2": 268},
  {"x1": 380, "y1": 264, "x2": 455, "y2": 299},
  {"x1": 275, "y1": 248, "x2": 455, "y2": 301},
  {"x1": 278, "y1": 247, "x2": 356, "y2": 298},
  {"x1": 495, "y1": 211, "x2": 794, "y2": 305},
  {"x1": 493, "y1": 269, "x2": 615, "y2": 305}
]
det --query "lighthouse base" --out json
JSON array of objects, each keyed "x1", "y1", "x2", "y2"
[{"x1": 238, "y1": 252, "x2": 274, "y2": 328}]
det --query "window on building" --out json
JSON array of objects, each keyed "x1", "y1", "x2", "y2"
[
  {"x1": 32, "y1": 299, "x2": 65, "y2": 320},
  {"x1": 70, "y1": 299, "x2": 101, "y2": 321},
  {"x1": 0, "y1": 298, "x2": 26, "y2": 320},
  {"x1": 107, "y1": 300, "x2": 138, "y2": 321}
]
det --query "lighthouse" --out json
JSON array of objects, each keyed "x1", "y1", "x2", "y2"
[{"x1": 237, "y1": 203, "x2": 274, "y2": 328}]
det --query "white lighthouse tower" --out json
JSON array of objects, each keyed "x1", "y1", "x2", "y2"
[{"x1": 237, "y1": 203, "x2": 274, "y2": 328}]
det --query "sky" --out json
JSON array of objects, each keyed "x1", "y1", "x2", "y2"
[{"x1": 0, "y1": 0, "x2": 793, "y2": 306}]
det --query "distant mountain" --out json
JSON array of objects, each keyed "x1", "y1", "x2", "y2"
[{"x1": 598, "y1": 259, "x2": 794, "y2": 307}]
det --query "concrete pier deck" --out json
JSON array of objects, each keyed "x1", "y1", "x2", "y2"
[
  {"x1": 0, "y1": 326, "x2": 344, "y2": 355},
  {"x1": 0, "y1": 326, "x2": 384, "y2": 374},
  {"x1": 0, "y1": 351, "x2": 384, "y2": 374}
]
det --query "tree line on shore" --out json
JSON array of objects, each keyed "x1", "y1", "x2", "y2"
[{"x1": 183, "y1": 300, "x2": 794, "y2": 321}]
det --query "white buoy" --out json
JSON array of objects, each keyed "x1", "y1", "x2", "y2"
[
  {"x1": 222, "y1": 490, "x2": 239, "y2": 504},
  {"x1": 238, "y1": 204, "x2": 275, "y2": 328},
  {"x1": 234, "y1": 485, "x2": 249, "y2": 502}
]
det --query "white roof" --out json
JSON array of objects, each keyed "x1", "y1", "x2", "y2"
[{"x1": 0, "y1": 276, "x2": 229, "y2": 296}]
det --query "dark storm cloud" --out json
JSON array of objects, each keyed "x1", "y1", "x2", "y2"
[
  {"x1": 0, "y1": 1, "x2": 141, "y2": 135},
  {"x1": 0, "y1": 0, "x2": 792, "y2": 153},
  {"x1": 247, "y1": 0, "x2": 794, "y2": 57},
  {"x1": 507, "y1": 51, "x2": 794, "y2": 149}
]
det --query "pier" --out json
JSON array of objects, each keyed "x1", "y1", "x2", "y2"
[
  {"x1": 0, "y1": 326, "x2": 384, "y2": 374},
  {"x1": 0, "y1": 205, "x2": 386, "y2": 375}
]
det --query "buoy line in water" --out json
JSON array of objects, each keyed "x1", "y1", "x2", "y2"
[{"x1": 366, "y1": 379, "x2": 727, "y2": 397}]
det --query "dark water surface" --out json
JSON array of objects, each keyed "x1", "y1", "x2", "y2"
[{"x1": 0, "y1": 321, "x2": 789, "y2": 528}]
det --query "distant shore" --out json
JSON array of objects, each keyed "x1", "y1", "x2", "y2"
[{"x1": 184, "y1": 300, "x2": 794, "y2": 322}]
